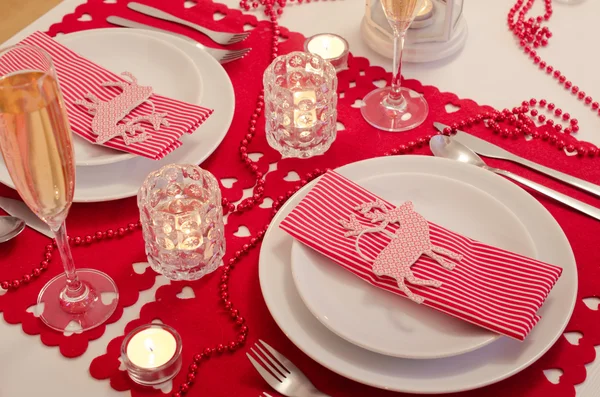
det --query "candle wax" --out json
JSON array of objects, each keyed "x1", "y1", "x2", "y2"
[
  {"x1": 307, "y1": 35, "x2": 346, "y2": 60},
  {"x1": 126, "y1": 327, "x2": 177, "y2": 369}
]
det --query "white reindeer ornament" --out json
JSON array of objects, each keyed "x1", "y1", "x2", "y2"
[{"x1": 339, "y1": 200, "x2": 462, "y2": 304}]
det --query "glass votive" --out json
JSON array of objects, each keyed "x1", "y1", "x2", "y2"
[
  {"x1": 304, "y1": 33, "x2": 349, "y2": 70},
  {"x1": 263, "y1": 51, "x2": 338, "y2": 159},
  {"x1": 121, "y1": 324, "x2": 183, "y2": 386},
  {"x1": 138, "y1": 164, "x2": 225, "y2": 281}
]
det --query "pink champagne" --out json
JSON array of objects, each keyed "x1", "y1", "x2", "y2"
[{"x1": 0, "y1": 71, "x2": 75, "y2": 226}]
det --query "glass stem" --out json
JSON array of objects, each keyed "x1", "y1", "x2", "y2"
[
  {"x1": 54, "y1": 222, "x2": 84, "y2": 298},
  {"x1": 386, "y1": 31, "x2": 407, "y2": 110}
]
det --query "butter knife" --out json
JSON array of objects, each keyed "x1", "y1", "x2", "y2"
[
  {"x1": 434, "y1": 122, "x2": 600, "y2": 198},
  {"x1": 0, "y1": 197, "x2": 53, "y2": 238}
]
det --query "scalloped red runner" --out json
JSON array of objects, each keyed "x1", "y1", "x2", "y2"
[{"x1": 0, "y1": 0, "x2": 598, "y2": 395}]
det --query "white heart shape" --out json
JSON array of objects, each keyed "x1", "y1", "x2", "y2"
[
  {"x1": 564, "y1": 147, "x2": 577, "y2": 157},
  {"x1": 260, "y1": 197, "x2": 274, "y2": 209},
  {"x1": 284, "y1": 171, "x2": 300, "y2": 182},
  {"x1": 213, "y1": 11, "x2": 226, "y2": 21},
  {"x1": 351, "y1": 99, "x2": 366, "y2": 108},
  {"x1": 372, "y1": 79, "x2": 386, "y2": 88},
  {"x1": 184, "y1": 0, "x2": 197, "y2": 8},
  {"x1": 176, "y1": 286, "x2": 196, "y2": 300},
  {"x1": 63, "y1": 320, "x2": 83, "y2": 337},
  {"x1": 445, "y1": 103, "x2": 461, "y2": 113},
  {"x1": 349, "y1": 81, "x2": 356, "y2": 88},
  {"x1": 132, "y1": 262, "x2": 150, "y2": 275},
  {"x1": 583, "y1": 297, "x2": 600, "y2": 310},
  {"x1": 543, "y1": 368, "x2": 562, "y2": 384},
  {"x1": 77, "y1": 13, "x2": 92, "y2": 22},
  {"x1": 220, "y1": 177, "x2": 237, "y2": 188},
  {"x1": 248, "y1": 152, "x2": 264, "y2": 161},
  {"x1": 152, "y1": 318, "x2": 164, "y2": 324},
  {"x1": 26, "y1": 302, "x2": 44, "y2": 317},
  {"x1": 563, "y1": 331, "x2": 583, "y2": 345},
  {"x1": 154, "y1": 380, "x2": 173, "y2": 393},
  {"x1": 234, "y1": 225, "x2": 251, "y2": 237},
  {"x1": 244, "y1": 23, "x2": 255, "y2": 32},
  {"x1": 101, "y1": 291, "x2": 117, "y2": 305},
  {"x1": 336, "y1": 122, "x2": 346, "y2": 131}
]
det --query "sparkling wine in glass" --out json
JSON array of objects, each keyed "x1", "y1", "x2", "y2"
[
  {"x1": 0, "y1": 45, "x2": 119, "y2": 332},
  {"x1": 361, "y1": 0, "x2": 429, "y2": 132}
]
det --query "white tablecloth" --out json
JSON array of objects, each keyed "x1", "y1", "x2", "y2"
[{"x1": 1, "y1": 0, "x2": 598, "y2": 396}]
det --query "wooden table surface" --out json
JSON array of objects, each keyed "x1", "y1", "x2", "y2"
[{"x1": 1, "y1": 0, "x2": 62, "y2": 43}]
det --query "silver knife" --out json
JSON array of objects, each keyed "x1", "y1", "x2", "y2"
[
  {"x1": 0, "y1": 197, "x2": 53, "y2": 238},
  {"x1": 434, "y1": 122, "x2": 600, "y2": 198}
]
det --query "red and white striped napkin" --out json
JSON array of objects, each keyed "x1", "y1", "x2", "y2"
[
  {"x1": 280, "y1": 171, "x2": 563, "y2": 341},
  {"x1": 1, "y1": 32, "x2": 213, "y2": 160}
]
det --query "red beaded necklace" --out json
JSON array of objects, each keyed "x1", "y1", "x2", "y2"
[{"x1": 1, "y1": 1, "x2": 596, "y2": 396}]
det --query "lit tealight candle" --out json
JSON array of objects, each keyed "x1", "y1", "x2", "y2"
[
  {"x1": 304, "y1": 33, "x2": 349, "y2": 70},
  {"x1": 121, "y1": 324, "x2": 182, "y2": 386}
]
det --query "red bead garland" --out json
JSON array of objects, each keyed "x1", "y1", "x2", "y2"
[
  {"x1": 0, "y1": 222, "x2": 142, "y2": 293},
  {"x1": 508, "y1": 0, "x2": 598, "y2": 119}
]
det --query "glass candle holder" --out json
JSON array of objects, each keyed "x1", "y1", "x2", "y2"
[
  {"x1": 138, "y1": 164, "x2": 225, "y2": 281},
  {"x1": 263, "y1": 51, "x2": 338, "y2": 159},
  {"x1": 121, "y1": 324, "x2": 183, "y2": 386}
]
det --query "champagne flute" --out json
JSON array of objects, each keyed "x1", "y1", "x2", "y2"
[
  {"x1": 0, "y1": 45, "x2": 118, "y2": 332},
  {"x1": 361, "y1": 0, "x2": 428, "y2": 132}
]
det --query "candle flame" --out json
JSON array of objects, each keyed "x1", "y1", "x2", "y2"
[{"x1": 144, "y1": 337, "x2": 155, "y2": 353}]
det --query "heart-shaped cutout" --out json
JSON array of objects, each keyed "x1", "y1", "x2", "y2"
[
  {"x1": 524, "y1": 134, "x2": 533, "y2": 141},
  {"x1": 543, "y1": 368, "x2": 563, "y2": 384},
  {"x1": 132, "y1": 261, "x2": 150, "y2": 275},
  {"x1": 220, "y1": 177, "x2": 237, "y2": 188},
  {"x1": 284, "y1": 171, "x2": 300, "y2": 182},
  {"x1": 336, "y1": 121, "x2": 346, "y2": 131},
  {"x1": 260, "y1": 197, "x2": 274, "y2": 209},
  {"x1": 349, "y1": 81, "x2": 357, "y2": 88},
  {"x1": 244, "y1": 23, "x2": 255, "y2": 32},
  {"x1": 26, "y1": 302, "x2": 44, "y2": 317},
  {"x1": 63, "y1": 320, "x2": 83, "y2": 337},
  {"x1": 339, "y1": 92, "x2": 345, "y2": 99},
  {"x1": 248, "y1": 152, "x2": 264, "y2": 161},
  {"x1": 564, "y1": 147, "x2": 577, "y2": 156},
  {"x1": 278, "y1": 35, "x2": 287, "y2": 42},
  {"x1": 184, "y1": 0, "x2": 197, "y2": 8},
  {"x1": 445, "y1": 103, "x2": 461, "y2": 113},
  {"x1": 372, "y1": 79, "x2": 386, "y2": 88},
  {"x1": 563, "y1": 331, "x2": 583, "y2": 345},
  {"x1": 213, "y1": 11, "x2": 226, "y2": 21},
  {"x1": 104, "y1": 0, "x2": 117, "y2": 3},
  {"x1": 176, "y1": 286, "x2": 195, "y2": 300},
  {"x1": 351, "y1": 99, "x2": 365, "y2": 108},
  {"x1": 583, "y1": 297, "x2": 600, "y2": 310},
  {"x1": 153, "y1": 380, "x2": 173, "y2": 393},
  {"x1": 408, "y1": 90, "x2": 421, "y2": 98},
  {"x1": 101, "y1": 291, "x2": 117, "y2": 305},
  {"x1": 152, "y1": 318, "x2": 164, "y2": 324},
  {"x1": 118, "y1": 357, "x2": 127, "y2": 371},
  {"x1": 359, "y1": 71, "x2": 366, "y2": 77},
  {"x1": 77, "y1": 13, "x2": 92, "y2": 22},
  {"x1": 234, "y1": 225, "x2": 251, "y2": 237}
]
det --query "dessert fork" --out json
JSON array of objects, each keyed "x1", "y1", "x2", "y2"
[
  {"x1": 247, "y1": 340, "x2": 331, "y2": 397},
  {"x1": 128, "y1": 2, "x2": 250, "y2": 45},
  {"x1": 107, "y1": 16, "x2": 251, "y2": 64}
]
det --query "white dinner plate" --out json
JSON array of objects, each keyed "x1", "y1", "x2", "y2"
[
  {"x1": 57, "y1": 30, "x2": 204, "y2": 167},
  {"x1": 259, "y1": 156, "x2": 577, "y2": 394},
  {"x1": 290, "y1": 171, "x2": 537, "y2": 359},
  {"x1": 0, "y1": 28, "x2": 234, "y2": 202}
]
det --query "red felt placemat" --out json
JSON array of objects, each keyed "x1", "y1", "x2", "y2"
[{"x1": 0, "y1": 0, "x2": 597, "y2": 395}]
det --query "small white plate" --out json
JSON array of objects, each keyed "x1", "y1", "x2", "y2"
[
  {"x1": 259, "y1": 156, "x2": 577, "y2": 393},
  {"x1": 57, "y1": 30, "x2": 203, "y2": 167},
  {"x1": 0, "y1": 28, "x2": 234, "y2": 202},
  {"x1": 290, "y1": 172, "x2": 537, "y2": 359}
]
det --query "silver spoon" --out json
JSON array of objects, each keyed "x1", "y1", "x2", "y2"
[
  {"x1": 0, "y1": 216, "x2": 26, "y2": 243},
  {"x1": 430, "y1": 135, "x2": 600, "y2": 221}
]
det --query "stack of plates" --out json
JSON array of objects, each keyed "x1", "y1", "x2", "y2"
[
  {"x1": 0, "y1": 28, "x2": 235, "y2": 202},
  {"x1": 259, "y1": 155, "x2": 577, "y2": 393}
]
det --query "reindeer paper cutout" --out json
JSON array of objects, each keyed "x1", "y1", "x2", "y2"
[
  {"x1": 75, "y1": 72, "x2": 169, "y2": 145},
  {"x1": 339, "y1": 200, "x2": 462, "y2": 304}
]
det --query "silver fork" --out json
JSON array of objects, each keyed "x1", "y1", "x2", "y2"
[
  {"x1": 247, "y1": 340, "x2": 331, "y2": 397},
  {"x1": 107, "y1": 16, "x2": 251, "y2": 64},
  {"x1": 128, "y1": 2, "x2": 250, "y2": 45}
]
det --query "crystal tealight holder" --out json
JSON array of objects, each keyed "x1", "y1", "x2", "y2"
[
  {"x1": 138, "y1": 164, "x2": 225, "y2": 281},
  {"x1": 263, "y1": 51, "x2": 338, "y2": 159},
  {"x1": 121, "y1": 323, "x2": 183, "y2": 386}
]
